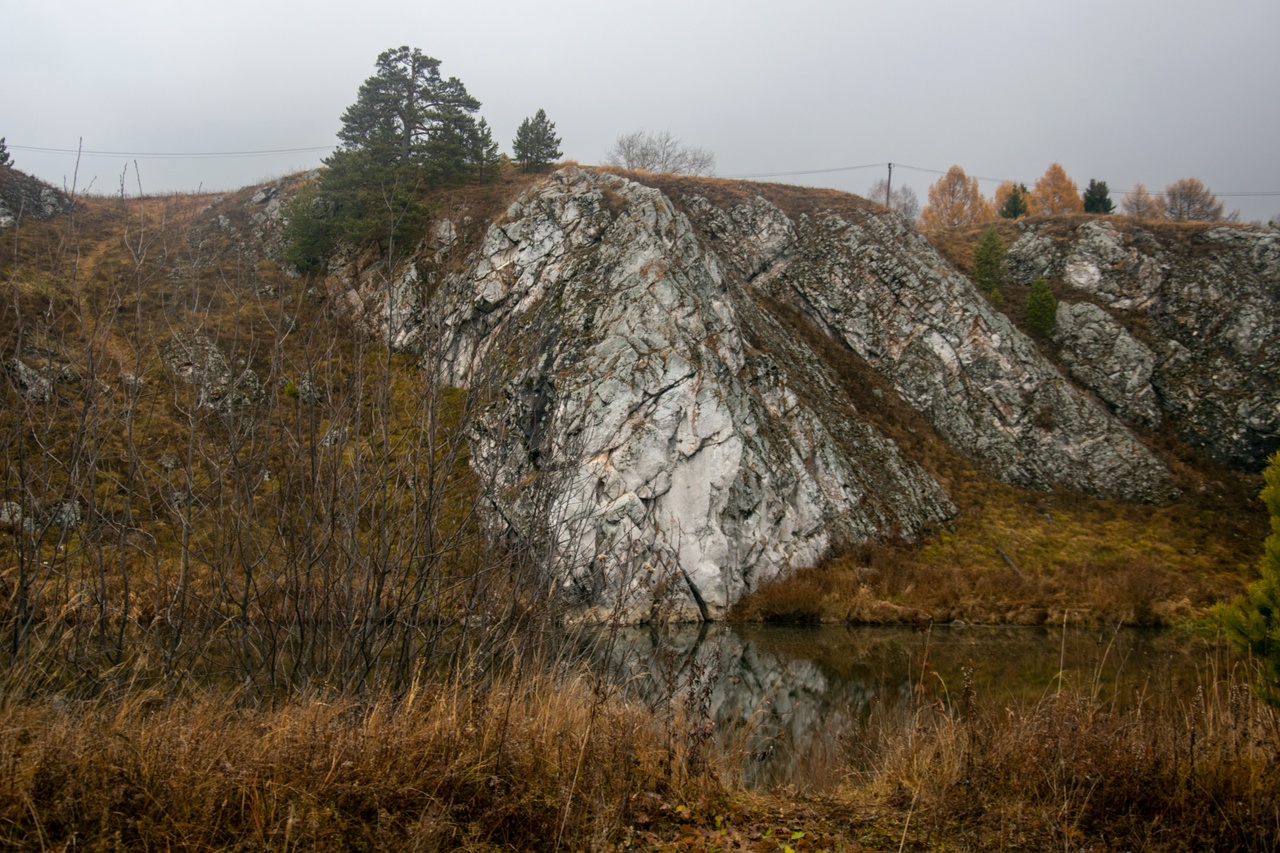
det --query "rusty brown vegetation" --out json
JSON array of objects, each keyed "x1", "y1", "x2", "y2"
[
  {"x1": 600, "y1": 167, "x2": 884, "y2": 222},
  {"x1": 6, "y1": 645, "x2": 1280, "y2": 850},
  {"x1": 0, "y1": 673, "x2": 727, "y2": 850},
  {"x1": 846, "y1": 673, "x2": 1280, "y2": 851},
  {"x1": 920, "y1": 165, "x2": 994, "y2": 230}
]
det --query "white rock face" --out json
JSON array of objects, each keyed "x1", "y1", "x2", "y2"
[
  {"x1": 1059, "y1": 220, "x2": 1167, "y2": 310},
  {"x1": 429, "y1": 169, "x2": 956, "y2": 620}
]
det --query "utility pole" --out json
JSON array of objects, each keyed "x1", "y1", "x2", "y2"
[{"x1": 885, "y1": 163, "x2": 893, "y2": 209}]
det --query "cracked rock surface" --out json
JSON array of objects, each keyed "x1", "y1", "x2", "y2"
[
  {"x1": 725, "y1": 200, "x2": 1172, "y2": 500},
  {"x1": 1009, "y1": 219, "x2": 1280, "y2": 467},
  {"x1": 431, "y1": 169, "x2": 957, "y2": 619}
]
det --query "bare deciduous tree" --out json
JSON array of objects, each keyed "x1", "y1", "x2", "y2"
[
  {"x1": 605, "y1": 130, "x2": 715, "y2": 176},
  {"x1": 866, "y1": 179, "x2": 920, "y2": 223},
  {"x1": 1162, "y1": 178, "x2": 1226, "y2": 221},
  {"x1": 1121, "y1": 183, "x2": 1163, "y2": 218}
]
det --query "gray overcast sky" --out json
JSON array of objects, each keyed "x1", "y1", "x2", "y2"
[{"x1": 5, "y1": 0, "x2": 1280, "y2": 221}]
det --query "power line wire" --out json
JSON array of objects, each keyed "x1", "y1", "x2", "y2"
[
  {"x1": 10, "y1": 144, "x2": 335, "y2": 160},
  {"x1": 12, "y1": 143, "x2": 1280, "y2": 198},
  {"x1": 895, "y1": 164, "x2": 1280, "y2": 198},
  {"x1": 738, "y1": 160, "x2": 1280, "y2": 198},
  {"x1": 730, "y1": 162, "x2": 885, "y2": 179}
]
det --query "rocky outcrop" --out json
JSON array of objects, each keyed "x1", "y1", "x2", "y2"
[
  {"x1": 0, "y1": 168, "x2": 72, "y2": 228},
  {"x1": 160, "y1": 331, "x2": 264, "y2": 413},
  {"x1": 693, "y1": 196, "x2": 1171, "y2": 500},
  {"x1": 1008, "y1": 219, "x2": 1280, "y2": 467},
  {"x1": 1053, "y1": 302, "x2": 1161, "y2": 428},
  {"x1": 429, "y1": 169, "x2": 956, "y2": 620},
  {"x1": 6, "y1": 358, "x2": 53, "y2": 403},
  {"x1": 324, "y1": 168, "x2": 1187, "y2": 620}
]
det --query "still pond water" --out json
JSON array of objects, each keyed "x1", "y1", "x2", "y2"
[{"x1": 589, "y1": 623, "x2": 1234, "y2": 788}]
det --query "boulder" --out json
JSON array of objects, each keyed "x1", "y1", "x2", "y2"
[
  {"x1": 160, "y1": 331, "x2": 264, "y2": 413},
  {"x1": 6, "y1": 358, "x2": 52, "y2": 403}
]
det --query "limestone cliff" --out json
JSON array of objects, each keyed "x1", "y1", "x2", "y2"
[
  {"x1": 329, "y1": 168, "x2": 1196, "y2": 619},
  {"x1": 428, "y1": 170, "x2": 956, "y2": 620},
  {"x1": 687, "y1": 194, "x2": 1171, "y2": 499}
]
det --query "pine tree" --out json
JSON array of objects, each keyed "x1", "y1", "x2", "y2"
[
  {"x1": 0, "y1": 137, "x2": 11, "y2": 169},
  {"x1": 1219, "y1": 452, "x2": 1280, "y2": 705},
  {"x1": 971, "y1": 227, "x2": 1006, "y2": 294},
  {"x1": 336, "y1": 46, "x2": 480, "y2": 169},
  {"x1": 513, "y1": 109, "x2": 562, "y2": 172},
  {"x1": 308, "y1": 148, "x2": 428, "y2": 261},
  {"x1": 1025, "y1": 280, "x2": 1057, "y2": 339},
  {"x1": 283, "y1": 47, "x2": 484, "y2": 264},
  {"x1": 421, "y1": 105, "x2": 483, "y2": 185},
  {"x1": 470, "y1": 118, "x2": 502, "y2": 182},
  {"x1": 1082, "y1": 179, "x2": 1115, "y2": 214},
  {"x1": 996, "y1": 182, "x2": 1030, "y2": 219},
  {"x1": 280, "y1": 182, "x2": 337, "y2": 276}
]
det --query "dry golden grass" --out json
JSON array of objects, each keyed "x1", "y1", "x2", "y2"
[
  {"x1": 850, "y1": 672, "x2": 1280, "y2": 851},
  {"x1": 0, "y1": 671, "x2": 724, "y2": 851},
  {"x1": 599, "y1": 167, "x2": 883, "y2": 221},
  {"x1": 7, "y1": 656, "x2": 1280, "y2": 851},
  {"x1": 737, "y1": 482, "x2": 1257, "y2": 627}
]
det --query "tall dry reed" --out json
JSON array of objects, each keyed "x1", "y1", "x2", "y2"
[
  {"x1": 0, "y1": 669, "x2": 722, "y2": 851},
  {"x1": 850, "y1": 668, "x2": 1280, "y2": 851}
]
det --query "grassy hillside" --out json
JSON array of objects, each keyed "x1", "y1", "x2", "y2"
[{"x1": 0, "y1": 171, "x2": 555, "y2": 697}]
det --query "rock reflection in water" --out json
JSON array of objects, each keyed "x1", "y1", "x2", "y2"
[{"x1": 586, "y1": 623, "x2": 1228, "y2": 790}]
